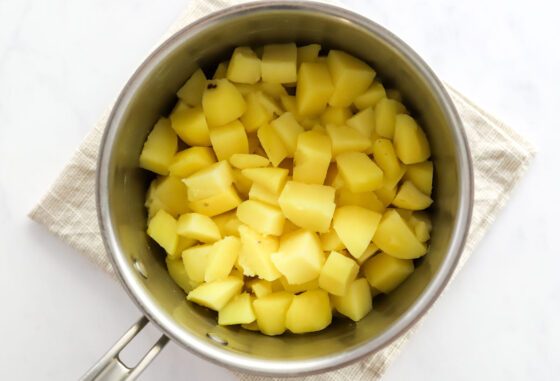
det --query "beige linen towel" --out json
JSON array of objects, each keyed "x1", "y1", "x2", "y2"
[{"x1": 29, "y1": 0, "x2": 536, "y2": 379}]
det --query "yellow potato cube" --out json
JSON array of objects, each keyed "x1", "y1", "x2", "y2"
[
  {"x1": 257, "y1": 123, "x2": 288, "y2": 166},
  {"x1": 147, "y1": 209, "x2": 178, "y2": 255},
  {"x1": 404, "y1": 161, "x2": 433, "y2": 195},
  {"x1": 393, "y1": 114, "x2": 431, "y2": 164},
  {"x1": 261, "y1": 43, "x2": 297, "y2": 84},
  {"x1": 326, "y1": 125, "x2": 371, "y2": 157},
  {"x1": 270, "y1": 229, "x2": 325, "y2": 284},
  {"x1": 151, "y1": 176, "x2": 191, "y2": 216},
  {"x1": 285, "y1": 289, "x2": 331, "y2": 333},
  {"x1": 168, "y1": 146, "x2": 216, "y2": 178},
  {"x1": 336, "y1": 151, "x2": 383, "y2": 193},
  {"x1": 363, "y1": 252, "x2": 414, "y2": 293},
  {"x1": 333, "y1": 205, "x2": 382, "y2": 259},
  {"x1": 320, "y1": 229, "x2": 345, "y2": 251},
  {"x1": 374, "y1": 98, "x2": 406, "y2": 139},
  {"x1": 373, "y1": 209, "x2": 427, "y2": 259},
  {"x1": 270, "y1": 112, "x2": 305, "y2": 156},
  {"x1": 246, "y1": 279, "x2": 273, "y2": 298},
  {"x1": 209, "y1": 120, "x2": 249, "y2": 161},
  {"x1": 232, "y1": 168, "x2": 252, "y2": 198},
  {"x1": 205, "y1": 236, "x2": 241, "y2": 282},
  {"x1": 318, "y1": 251, "x2": 359, "y2": 296},
  {"x1": 170, "y1": 236, "x2": 197, "y2": 260},
  {"x1": 408, "y1": 212, "x2": 432, "y2": 242},
  {"x1": 187, "y1": 185, "x2": 241, "y2": 217},
  {"x1": 182, "y1": 244, "x2": 213, "y2": 283},
  {"x1": 392, "y1": 181, "x2": 433, "y2": 210},
  {"x1": 169, "y1": 102, "x2": 211, "y2": 146},
  {"x1": 278, "y1": 181, "x2": 336, "y2": 233},
  {"x1": 293, "y1": 130, "x2": 332, "y2": 184},
  {"x1": 296, "y1": 62, "x2": 334, "y2": 116},
  {"x1": 331, "y1": 278, "x2": 372, "y2": 321},
  {"x1": 336, "y1": 188, "x2": 385, "y2": 213},
  {"x1": 177, "y1": 212, "x2": 221, "y2": 243},
  {"x1": 139, "y1": 118, "x2": 177, "y2": 175},
  {"x1": 177, "y1": 67, "x2": 207, "y2": 106},
  {"x1": 212, "y1": 211, "x2": 242, "y2": 237},
  {"x1": 166, "y1": 257, "x2": 198, "y2": 293},
  {"x1": 320, "y1": 106, "x2": 352, "y2": 126},
  {"x1": 372, "y1": 138, "x2": 402, "y2": 180},
  {"x1": 186, "y1": 276, "x2": 243, "y2": 311},
  {"x1": 213, "y1": 60, "x2": 228, "y2": 79},
  {"x1": 327, "y1": 50, "x2": 375, "y2": 107},
  {"x1": 346, "y1": 107, "x2": 376, "y2": 138},
  {"x1": 355, "y1": 243, "x2": 379, "y2": 265},
  {"x1": 375, "y1": 183, "x2": 398, "y2": 207},
  {"x1": 236, "y1": 200, "x2": 285, "y2": 236},
  {"x1": 353, "y1": 81, "x2": 386, "y2": 110},
  {"x1": 183, "y1": 160, "x2": 234, "y2": 201},
  {"x1": 279, "y1": 277, "x2": 319, "y2": 294},
  {"x1": 297, "y1": 43, "x2": 321, "y2": 67},
  {"x1": 240, "y1": 91, "x2": 272, "y2": 132},
  {"x1": 229, "y1": 153, "x2": 270, "y2": 169},
  {"x1": 258, "y1": 82, "x2": 288, "y2": 100},
  {"x1": 248, "y1": 183, "x2": 279, "y2": 206},
  {"x1": 253, "y1": 291, "x2": 293, "y2": 335},
  {"x1": 218, "y1": 293, "x2": 256, "y2": 325},
  {"x1": 237, "y1": 225, "x2": 282, "y2": 281},
  {"x1": 241, "y1": 167, "x2": 288, "y2": 194},
  {"x1": 202, "y1": 79, "x2": 246, "y2": 126},
  {"x1": 254, "y1": 91, "x2": 283, "y2": 117},
  {"x1": 227, "y1": 46, "x2": 261, "y2": 84}
]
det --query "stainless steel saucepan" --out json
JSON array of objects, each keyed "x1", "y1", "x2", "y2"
[{"x1": 85, "y1": 2, "x2": 473, "y2": 380}]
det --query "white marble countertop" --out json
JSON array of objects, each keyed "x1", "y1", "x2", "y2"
[{"x1": 1, "y1": 0, "x2": 558, "y2": 380}]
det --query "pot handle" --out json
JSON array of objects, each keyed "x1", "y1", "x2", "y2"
[{"x1": 80, "y1": 316, "x2": 169, "y2": 381}]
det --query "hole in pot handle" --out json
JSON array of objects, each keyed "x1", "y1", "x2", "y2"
[{"x1": 80, "y1": 316, "x2": 169, "y2": 381}]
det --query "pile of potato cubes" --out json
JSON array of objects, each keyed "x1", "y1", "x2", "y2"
[{"x1": 140, "y1": 43, "x2": 434, "y2": 335}]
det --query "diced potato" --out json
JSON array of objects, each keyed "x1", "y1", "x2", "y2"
[
  {"x1": 166, "y1": 257, "x2": 198, "y2": 293},
  {"x1": 212, "y1": 211, "x2": 242, "y2": 237},
  {"x1": 270, "y1": 112, "x2": 305, "y2": 156},
  {"x1": 297, "y1": 43, "x2": 321, "y2": 67},
  {"x1": 253, "y1": 291, "x2": 293, "y2": 335},
  {"x1": 248, "y1": 183, "x2": 279, "y2": 206},
  {"x1": 280, "y1": 94, "x2": 298, "y2": 115},
  {"x1": 205, "y1": 236, "x2": 241, "y2": 282},
  {"x1": 218, "y1": 293, "x2": 255, "y2": 325},
  {"x1": 394, "y1": 114, "x2": 431, "y2": 164},
  {"x1": 331, "y1": 278, "x2": 372, "y2": 321},
  {"x1": 319, "y1": 251, "x2": 359, "y2": 296},
  {"x1": 187, "y1": 185, "x2": 242, "y2": 217},
  {"x1": 183, "y1": 161, "x2": 233, "y2": 202},
  {"x1": 363, "y1": 252, "x2": 414, "y2": 293},
  {"x1": 336, "y1": 188, "x2": 385, "y2": 213},
  {"x1": 375, "y1": 183, "x2": 398, "y2": 207},
  {"x1": 229, "y1": 153, "x2": 269, "y2": 169},
  {"x1": 151, "y1": 176, "x2": 191, "y2": 216},
  {"x1": 202, "y1": 79, "x2": 246, "y2": 126},
  {"x1": 240, "y1": 92, "x2": 271, "y2": 132},
  {"x1": 241, "y1": 321, "x2": 260, "y2": 331},
  {"x1": 241, "y1": 167, "x2": 288, "y2": 194},
  {"x1": 333, "y1": 205, "x2": 382, "y2": 259},
  {"x1": 374, "y1": 98, "x2": 406, "y2": 139},
  {"x1": 186, "y1": 276, "x2": 243, "y2": 311},
  {"x1": 320, "y1": 106, "x2": 352, "y2": 125},
  {"x1": 280, "y1": 277, "x2": 319, "y2": 294},
  {"x1": 355, "y1": 243, "x2": 378, "y2": 265},
  {"x1": 257, "y1": 123, "x2": 288, "y2": 166},
  {"x1": 147, "y1": 210, "x2": 178, "y2": 255},
  {"x1": 293, "y1": 130, "x2": 332, "y2": 184},
  {"x1": 209, "y1": 120, "x2": 249, "y2": 161},
  {"x1": 404, "y1": 161, "x2": 433, "y2": 195},
  {"x1": 336, "y1": 151, "x2": 383, "y2": 193},
  {"x1": 177, "y1": 68, "x2": 207, "y2": 106},
  {"x1": 372, "y1": 138, "x2": 402, "y2": 180},
  {"x1": 246, "y1": 279, "x2": 273, "y2": 298},
  {"x1": 353, "y1": 81, "x2": 386, "y2": 110},
  {"x1": 278, "y1": 181, "x2": 336, "y2": 233},
  {"x1": 258, "y1": 82, "x2": 288, "y2": 100},
  {"x1": 213, "y1": 61, "x2": 229, "y2": 79},
  {"x1": 177, "y1": 212, "x2": 221, "y2": 243},
  {"x1": 296, "y1": 62, "x2": 334, "y2": 116},
  {"x1": 327, "y1": 50, "x2": 375, "y2": 107},
  {"x1": 182, "y1": 244, "x2": 213, "y2": 283},
  {"x1": 326, "y1": 125, "x2": 371, "y2": 156},
  {"x1": 408, "y1": 212, "x2": 432, "y2": 243},
  {"x1": 261, "y1": 43, "x2": 297, "y2": 84},
  {"x1": 232, "y1": 168, "x2": 252, "y2": 198},
  {"x1": 237, "y1": 225, "x2": 282, "y2": 281},
  {"x1": 270, "y1": 229, "x2": 325, "y2": 284},
  {"x1": 285, "y1": 289, "x2": 331, "y2": 334},
  {"x1": 227, "y1": 46, "x2": 261, "y2": 84},
  {"x1": 254, "y1": 91, "x2": 283, "y2": 117},
  {"x1": 320, "y1": 229, "x2": 345, "y2": 251},
  {"x1": 346, "y1": 107, "x2": 376, "y2": 138},
  {"x1": 169, "y1": 102, "x2": 211, "y2": 146},
  {"x1": 392, "y1": 181, "x2": 433, "y2": 210},
  {"x1": 169, "y1": 147, "x2": 216, "y2": 178},
  {"x1": 373, "y1": 209, "x2": 427, "y2": 259},
  {"x1": 171, "y1": 236, "x2": 197, "y2": 260},
  {"x1": 237, "y1": 200, "x2": 285, "y2": 236},
  {"x1": 139, "y1": 118, "x2": 177, "y2": 175}
]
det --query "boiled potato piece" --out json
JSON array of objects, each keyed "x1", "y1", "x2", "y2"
[
  {"x1": 166, "y1": 257, "x2": 198, "y2": 293},
  {"x1": 393, "y1": 114, "x2": 431, "y2": 164},
  {"x1": 139, "y1": 118, "x2": 177, "y2": 175},
  {"x1": 183, "y1": 160, "x2": 234, "y2": 201},
  {"x1": 318, "y1": 251, "x2": 359, "y2": 296},
  {"x1": 205, "y1": 236, "x2": 241, "y2": 282},
  {"x1": 258, "y1": 82, "x2": 288, "y2": 100},
  {"x1": 331, "y1": 278, "x2": 372, "y2": 321},
  {"x1": 246, "y1": 279, "x2": 273, "y2": 298},
  {"x1": 326, "y1": 125, "x2": 371, "y2": 156},
  {"x1": 147, "y1": 210, "x2": 178, "y2": 255},
  {"x1": 261, "y1": 43, "x2": 297, "y2": 84},
  {"x1": 372, "y1": 138, "x2": 401, "y2": 180},
  {"x1": 202, "y1": 79, "x2": 246, "y2": 126},
  {"x1": 270, "y1": 112, "x2": 304, "y2": 156},
  {"x1": 355, "y1": 243, "x2": 379, "y2": 265},
  {"x1": 209, "y1": 120, "x2": 249, "y2": 161},
  {"x1": 293, "y1": 130, "x2": 332, "y2": 184},
  {"x1": 169, "y1": 102, "x2": 211, "y2": 146},
  {"x1": 257, "y1": 123, "x2": 288, "y2": 166},
  {"x1": 177, "y1": 67, "x2": 207, "y2": 106},
  {"x1": 253, "y1": 291, "x2": 293, "y2": 335},
  {"x1": 336, "y1": 151, "x2": 383, "y2": 193},
  {"x1": 278, "y1": 181, "x2": 336, "y2": 233},
  {"x1": 182, "y1": 244, "x2": 213, "y2": 283},
  {"x1": 404, "y1": 161, "x2": 433, "y2": 195},
  {"x1": 392, "y1": 181, "x2": 433, "y2": 210},
  {"x1": 229, "y1": 153, "x2": 270, "y2": 169},
  {"x1": 373, "y1": 209, "x2": 427, "y2": 259},
  {"x1": 321, "y1": 106, "x2": 352, "y2": 125},
  {"x1": 297, "y1": 43, "x2": 321, "y2": 67},
  {"x1": 151, "y1": 176, "x2": 190, "y2": 216},
  {"x1": 346, "y1": 106, "x2": 376, "y2": 138},
  {"x1": 362, "y1": 252, "x2": 414, "y2": 293},
  {"x1": 353, "y1": 81, "x2": 386, "y2": 110},
  {"x1": 248, "y1": 183, "x2": 279, "y2": 206},
  {"x1": 336, "y1": 188, "x2": 385, "y2": 213},
  {"x1": 213, "y1": 61, "x2": 229, "y2": 79},
  {"x1": 177, "y1": 213, "x2": 221, "y2": 243},
  {"x1": 187, "y1": 185, "x2": 241, "y2": 217},
  {"x1": 241, "y1": 167, "x2": 288, "y2": 194},
  {"x1": 171, "y1": 236, "x2": 197, "y2": 260},
  {"x1": 374, "y1": 98, "x2": 406, "y2": 139},
  {"x1": 327, "y1": 50, "x2": 375, "y2": 107},
  {"x1": 169, "y1": 147, "x2": 216, "y2": 178},
  {"x1": 286, "y1": 289, "x2": 331, "y2": 333},
  {"x1": 279, "y1": 277, "x2": 319, "y2": 294},
  {"x1": 237, "y1": 200, "x2": 285, "y2": 236},
  {"x1": 333, "y1": 205, "x2": 382, "y2": 259},
  {"x1": 187, "y1": 276, "x2": 243, "y2": 311},
  {"x1": 232, "y1": 168, "x2": 252, "y2": 198},
  {"x1": 319, "y1": 229, "x2": 345, "y2": 251},
  {"x1": 240, "y1": 91, "x2": 272, "y2": 132},
  {"x1": 296, "y1": 62, "x2": 334, "y2": 116},
  {"x1": 237, "y1": 225, "x2": 281, "y2": 281},
  {"x1": 218, "y1": 293, "x2": 256, "y2": 325},
  {"x1": 375, "y1": 183, "x2": 398, "y2": 208},
  {"x1": 227, "y1": 46, "x2": 261, "y2": 84},
  {"x1": 212, "y1": 211, "x2": 242, "y2": 237}
]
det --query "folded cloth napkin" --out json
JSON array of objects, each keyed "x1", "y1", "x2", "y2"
[{"x1": 29, "y1": 0, "x2": 536, "y2": 379}]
